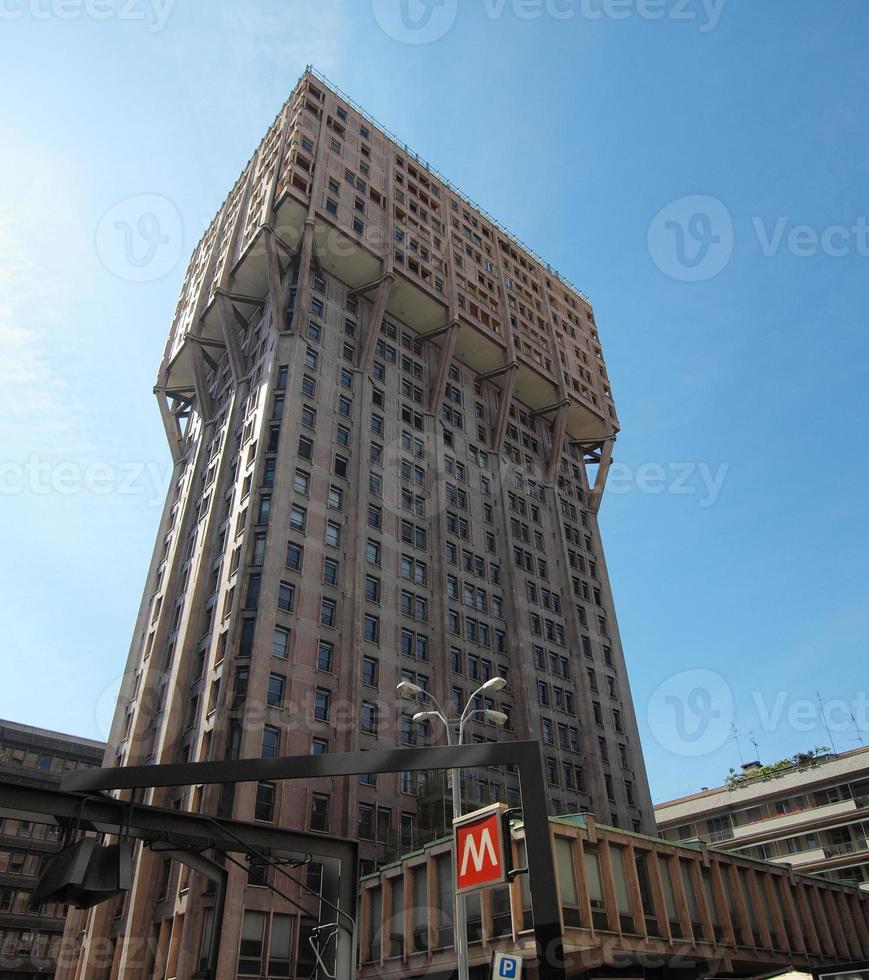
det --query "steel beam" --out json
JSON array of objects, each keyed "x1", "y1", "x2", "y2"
[{"x1": 62, "y1": 740, "x2": 567, "y2": 980}]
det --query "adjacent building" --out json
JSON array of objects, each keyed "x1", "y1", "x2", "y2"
[
  {"x1": 357, "y1": 812, "x2": 869, "y2": 977},
  {"x1": 0, "y1": 719, "x2": 105, "y2": 978},
  {"x1": 61, "y1": 67, "x2": 654, "y2": 978},
  {"x1": 656, "y1": 746, "x2": 869, "y2": 891}
]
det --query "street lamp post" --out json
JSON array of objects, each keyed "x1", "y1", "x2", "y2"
[{"x1": 397, "y1": 677, "x2": 508, "y2": 980}]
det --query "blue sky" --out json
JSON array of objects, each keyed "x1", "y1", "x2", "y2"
[{"x1": 1, "y1": 0, "x2": 867, "y2": 803}]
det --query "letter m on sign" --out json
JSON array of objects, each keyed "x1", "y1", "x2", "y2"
[{"x1": 453, "y1": 803, "x2": 509, "y2": 894}]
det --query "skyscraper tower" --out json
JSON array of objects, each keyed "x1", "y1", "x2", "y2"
[{"x1": 62, "y1": 68, "x2": 653, "y2": 979}]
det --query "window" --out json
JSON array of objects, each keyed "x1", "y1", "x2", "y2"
[
  {"x1": 272, "y1": 626, "x2": 289, "y2": 658},
  {"x1": 239, "y1": 618, "x2": 255, "y2": 657},
  {"x1": 358, "y1": 802, "x2": 375, "y2": 839},
  {"x1": 310, "y1": 792, "x2": 330, "y2": 832},
  {"x1": 363, "y1": 614, "x2": 380, "y2": 643},
  {"x1": 367, "y1": 539, "x2": 381, "y2": 565},
  {"x1": 362, "y1": 656, "x2": 378, "y2": 687},
  {"x1": 267, "y1": 674, "x2": 285, "y2": 707},
  {"x1": 317, "y1": 640, "x2": 334, "y2": 672},
  {"x1": 321, "y1": 597, "x2": 337, "y2": 627},
  {"x1": 268, "y1": 914, "x2": 292, "y2": 978},
  {"x1": 238, "y1": 911, "x2": 265, "y2": 975},
  {"x1": 361, "y1": 700, "x2": 378, "y2": 734},
  {"x1": 325, "y1": 520, "x2": 342, "y2": 547},
  {"x1": 286, "y1": 542, "x2": 303, "y2": 571},
  {"x1": 323, "y1": 557, "x2": 339, "y2": 586},
  {"x1": 277, "y1": 581, "x2": 295, "y2": 612},
  {"x1": 293, "y1": 468, "x2": 310, "y2": 494},
  {"x1": 365, "y1": 575, "x2": 381, "y2": 602},
  {"x1": 328, "y1": 485, "x2": 344, "y2": 509},
  {"x1": 261, "y1": 726, "x2": 280, "y2": 758},
  {"x1": 314, "y1": 687, "x2": 331, "y2": 721},
  {"x1": 298, "y1": 435, "x2": 314, "y2": 461},
  {"x1": 255, "y1": 782, "x2": 275, "y2": 821},
  {"x1": 245, "y1": 574, "x2": 261, "y2": 610},
  {"x1": 290, "y1": 504, "x2": 307, "y2": 532}
]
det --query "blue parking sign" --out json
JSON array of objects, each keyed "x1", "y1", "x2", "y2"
[{"x1": 491, "y1": 951, "x2": 522, "y2": 979}]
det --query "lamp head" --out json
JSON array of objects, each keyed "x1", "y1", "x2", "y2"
[
  {"x1": 479, "y1": 676, "x2": 507, "y2": 694},
  {"x1": 396, "y1": 680, "x2": 424, "y2": 698}
]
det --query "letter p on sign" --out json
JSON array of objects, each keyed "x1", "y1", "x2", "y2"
[
  {"x1": 453, "y1": 803, "x2": 508, "y2": 894},
  {"x1": 492, "y1": 951, "x2": 523, "y2": 978}
]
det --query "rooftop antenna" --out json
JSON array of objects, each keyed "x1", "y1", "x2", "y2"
[
  {"x1": 731, "y1": 724, "x2": 746, "y2": 766},
  {"x1": 748, "y1": 732, "x2": 760, "y2": 763},
  {"x1": 849, "y1": 712, "x2": 865, "y2": 747},
  {"x1": 816, "y1": 691, "x2": 839, "y2": 756}
]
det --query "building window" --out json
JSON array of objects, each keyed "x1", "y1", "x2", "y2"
[
  {"x1": 317, "y1": 641, "x2": 334, "y2": 672},
  {"x1": 239, "y1": 618, "x2": 255, "y2": 657},
  {"x1": 261, "y1": 726, "x2": 280, "y2": 758},
  {"x1": 314, "y1": 687, "x2": 331, "y2": 721},
  {"x1": 272, "y1": 627, "x2": 289, "y2": 659},
  {"x1": 286, "y1": 542, "x2": 304, "y2": 571},
  {"x1": 362, "y1": 656, "x2": 378, "y2": 687},
  {"x1": 238, "y1": 910, "x2": 266, "y2": 975},
  {"x1": 363, "y1": 614, "x2": 380, "y2": 643},
  {"x1": 361, "y1": 701, "x2": 378, "y2": 734},
  {"x1": 255, "y1": 782, "x2": 275, "y2": 821},
  {"x1": 310, "y1": 792, "x2": 330, "y2": 832},
  {"x1": 325, "y1": 520, "x2": 342, "y2": 547},
  {"x1": 323, "y1": 557, "x2": 339, "y2": 586},
  {"x1": 277, "y1": 581, "x2": 295, "y2": 612},
  {"x1": 267, "y1": 674, "x2": 285, "y2": 707},
  {"x1": 321, "y1": 597, "x2": 337, "y2": 628}
]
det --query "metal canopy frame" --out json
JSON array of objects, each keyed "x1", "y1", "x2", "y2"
[
  {"x1": 0, "y1": 780, "x2": 358, "y2": 979},
  {"x1": 62, "y1": 740, "x2": 568, "y2": 980}
]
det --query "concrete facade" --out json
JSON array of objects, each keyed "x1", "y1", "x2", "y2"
[
  {"x1": 656, "y1": 746, "x2": 869, "y2": 891},
  {"x1": 0, "y1": 719, "x2": 104, "y2": 978},
  {"x1": 61, "y1": 67, "x2": 655, "y2": 979}
]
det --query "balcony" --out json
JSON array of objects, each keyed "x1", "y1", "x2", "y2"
[{"x1": 732, "y1": 796, "x2": 857, "y2": 841}]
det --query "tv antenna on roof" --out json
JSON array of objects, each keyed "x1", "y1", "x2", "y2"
[{"x1": 816, "y1": 691, "x2": 839, "y2": 756}]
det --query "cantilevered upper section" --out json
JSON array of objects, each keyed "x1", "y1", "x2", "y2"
[{"x1": 159, "y1": 67, "x2": 617, "y2": 443}]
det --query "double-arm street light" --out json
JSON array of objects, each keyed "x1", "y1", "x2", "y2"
[{"x1": 396, "y1": 676, "x2": 508, "y2": 980}]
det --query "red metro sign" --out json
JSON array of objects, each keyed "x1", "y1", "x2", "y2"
[{"x1": 453, "y1": 803, "x2": 510, "y2": 895}]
